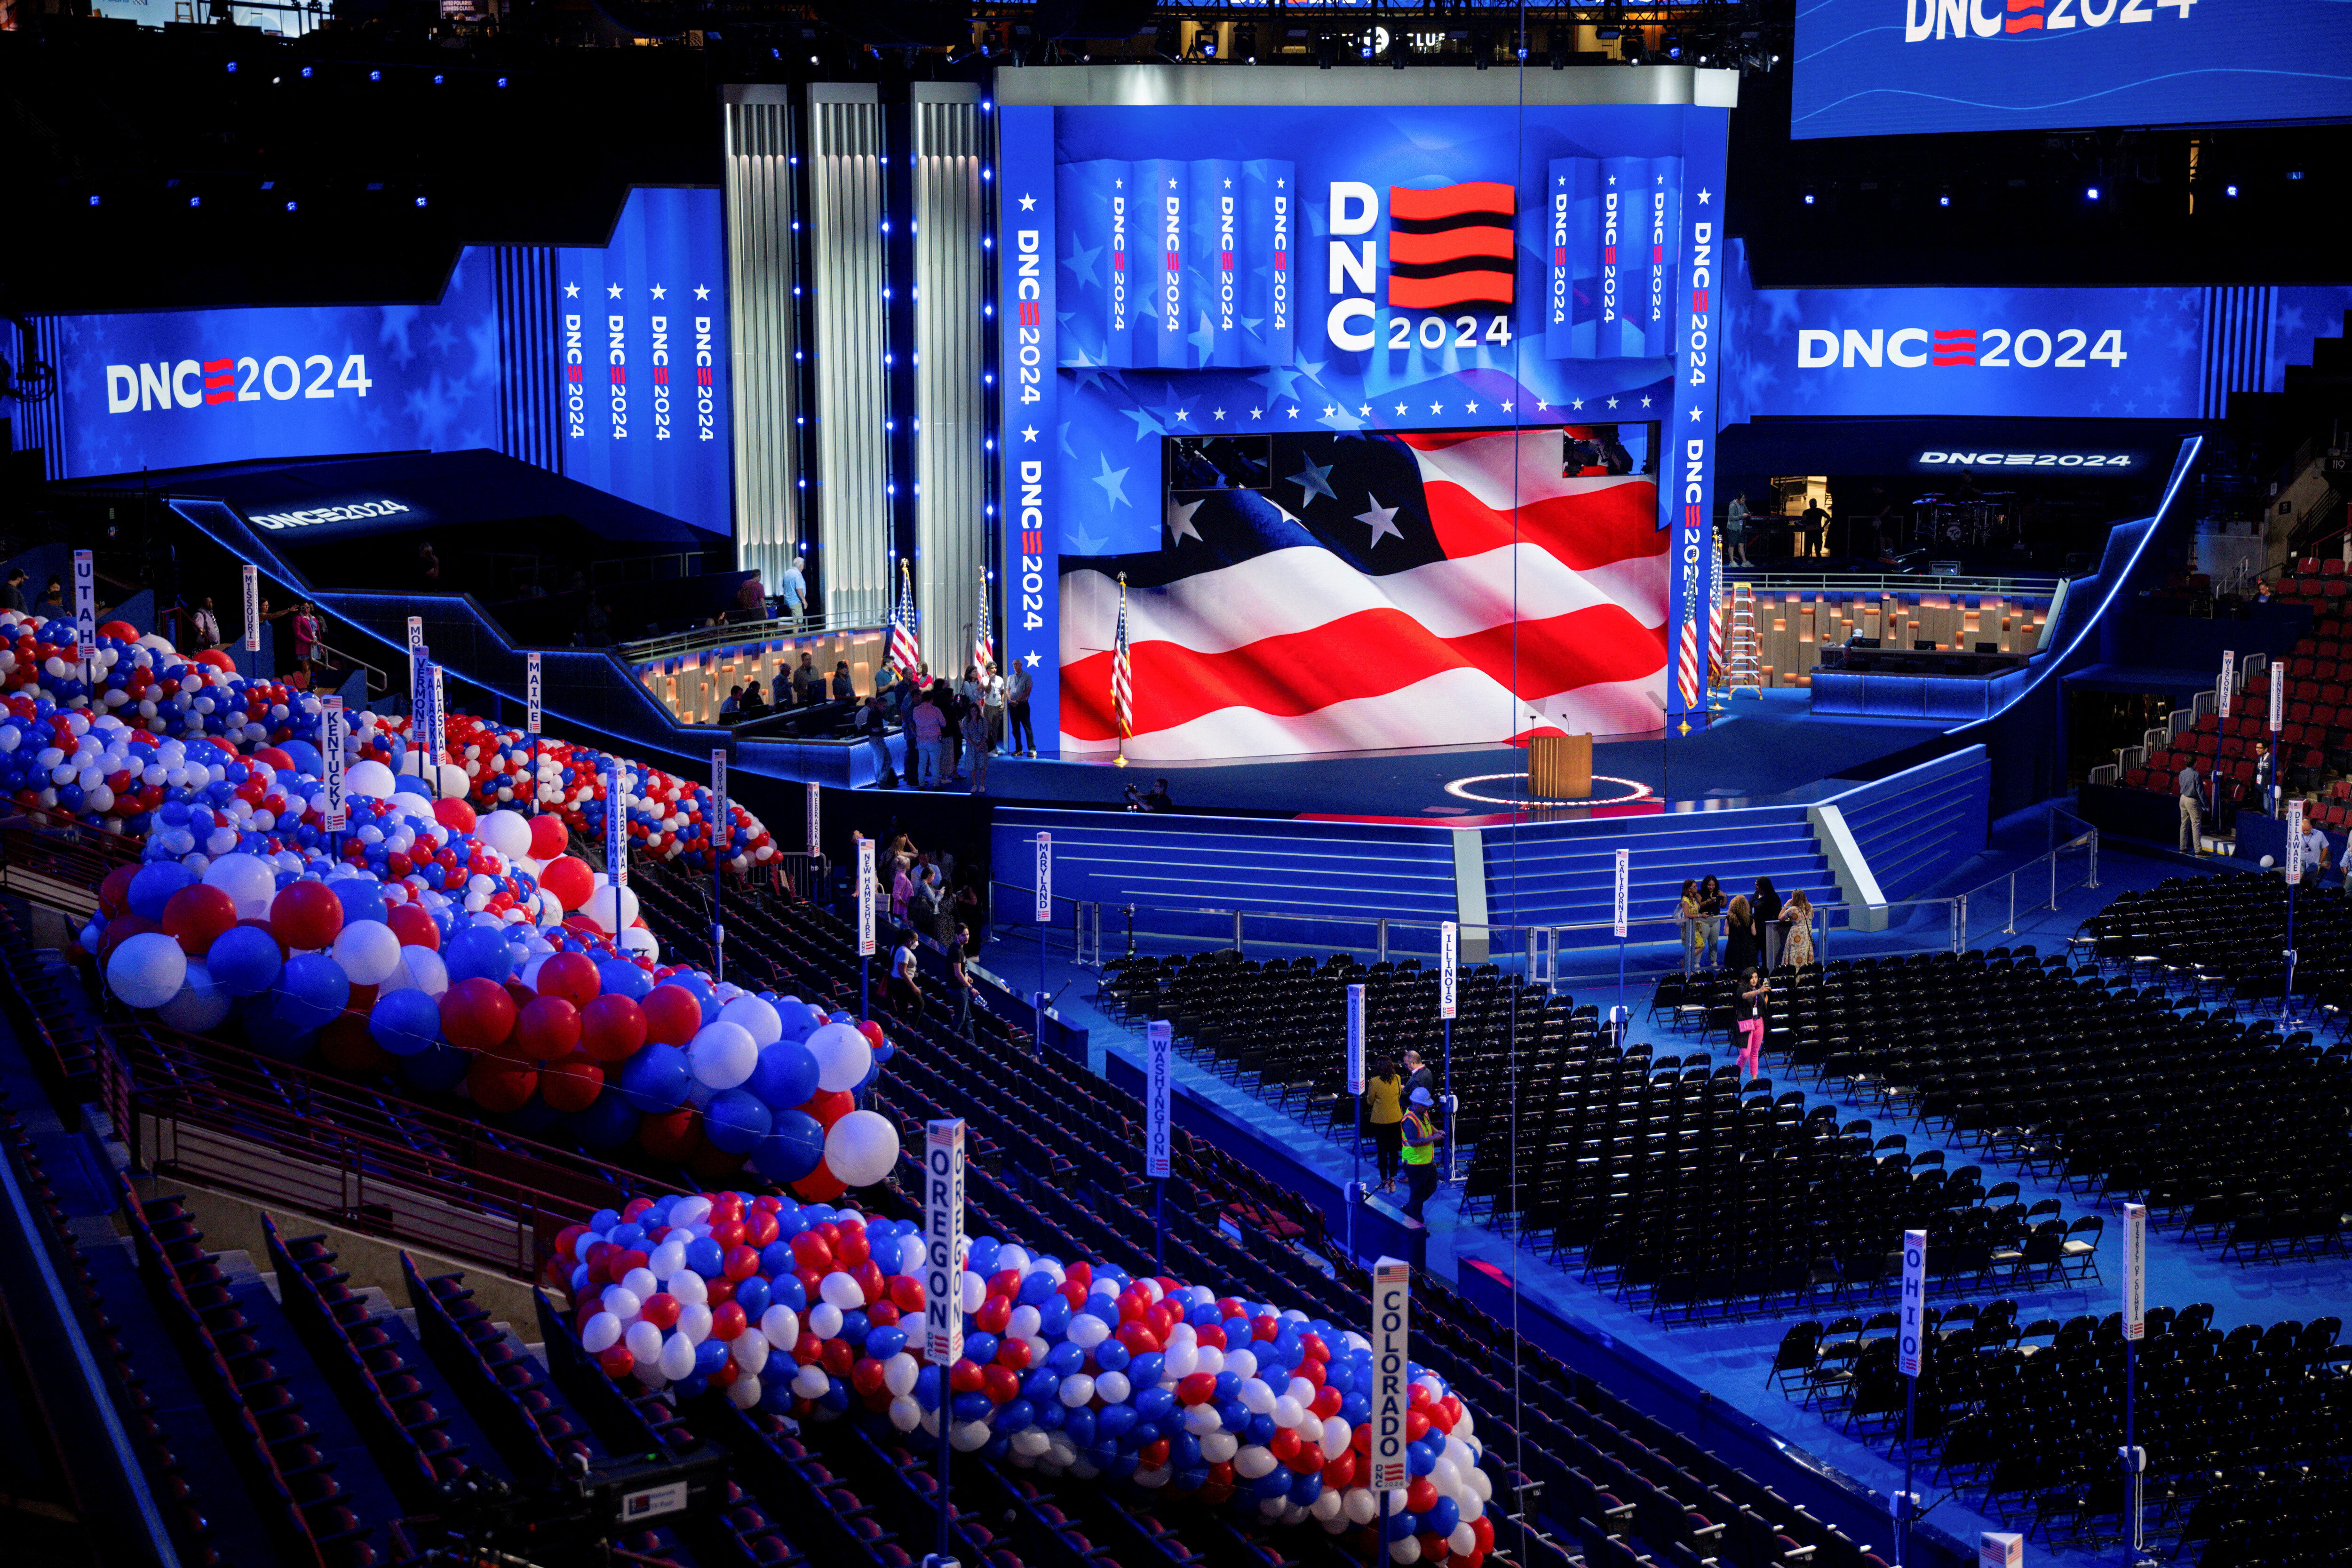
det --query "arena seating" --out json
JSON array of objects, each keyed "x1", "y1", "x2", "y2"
[
  {"x1": 2124, "y1": 594, "x2": 2352, "y2": 808},
  {"x1": 1768, "y1": 1300, "x2": 2352, "y2": 1556}
]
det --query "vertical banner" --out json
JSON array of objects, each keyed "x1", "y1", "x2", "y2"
[
  {"x1": 1034, "y1": 832, "x2": 1052, "y2": 923},
  {"x1": 710, "y1": 748, "x2": 729, "y2": 848},
  {"x1": 72, "y1": 549, "x2": 95, "y2": 688},
  {"x1": 1239, "y1": 159, "x2": 1297, "y2": 367},
  {"x1": 428, "y1": 665, "x2": 448, "y2": 771},
  {"x1": 856, "y1": 836, "x2": 877, "y2": 956},
  {"x1": 1642, "y1": 160, "x2": 1684, "y2": 358},
  {"x1": 1145, "y1": 1020, "x2": 1173, "y2": 1179},
  {"x1": 320, "y1": 698, "x2": 348, "y2": 832},
  {"x1": 1057, "y1": 159, "x2": 1135, "y2": 370},
  {"x1": 407, "y1": 615, "x2": 426, "y2": 719},
  {"x1": 1613, "y1": 848, "x2": 1631, "y2": 939},
  {"x1": 241, "y1": 563, "x2": 261, "y2": 652},
  {"x1": 1438, "y1": 923, "x2": 1458, "y2": 1022},
  {"x1": 999, "y1": 105, "x2": 1060, "y2": 754},
  {"x1": 1899, "y1": 1229, "x2": 1927, "y2": 1377},
  {"x1": 1543, "y1": 158, "x2": 1582, "y2": 360},
  {"x1": 1370, "y1": 1258, "x2": 1412, "y2": 1492},
  {"x1": 923, "y1": 1120, "x2": 968, "y2": 1366},
  {"x1": 2217, "y1": 651, "x2": 2235, "y2": 719},
  {"x1": 2122, "y1": 1202, "x2": 2147, "y2": 1341},
  {"x1": 1666, "y1": 111, "x2": 1732, "y2": 728},
  {"x1": 604, "y1": 757, "x2": 628, "y2": 887},
  {"x1": 1346, "y1": 982, "x2": 1366, "y2": 1094},
  {"x1": 2272, "y1": 659, "x2": 2287, "y2": 736},
  {"x1": 805, "y1": 781, "x2": 822, "y2": 860},
  {"x1": 526, "y1": 650, "x2": 543, "y2": 734},
  {"x1": 2288, "y1": 798, "x2": 2306, "y2": 884},
  {"x1": 1597, "y1": 158, "x2": 1645, "y2": 359},
  {"x1": 1136, "y1": 157, "x2": 1189, "y2": 370},
  {"x1": 1189, "y1": 159, "x2": 1242, "y2": 369}
]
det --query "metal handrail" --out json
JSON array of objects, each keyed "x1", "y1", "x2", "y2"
[
  {"x1": 620, "y1": 611, "x2": 886, "y2": 664},
  {"x1": 311, "y1": 635, "x2": 387, "y2": 693},
  {"x1": 1722, "y1": 570, "x2": 2062, "y2": 597}
]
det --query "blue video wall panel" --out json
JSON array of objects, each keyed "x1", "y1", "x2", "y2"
[
  {"x1": 1794, "y1": 0, "x2": 2352, "y2": 138},
  {"x1": 34, "y1": 188, "x2": 732, "y2": 538}
]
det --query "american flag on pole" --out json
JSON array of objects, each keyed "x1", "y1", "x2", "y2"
[
  {"x1": 1705, "y1": 535, "x2": 1723, "y2": 695},
  {"x1": 888, "y1": 562, "x2": 922, "y2": 679},
  {"x1": 1060, "y1": 429, "x2": 1667, "y2": 759},
  {"x1": 1112, "y1": 573, "x2": 1134, "y2": 741},
  {"x1": 973, "y1": 565, "x2": 995, "y2": 674}
]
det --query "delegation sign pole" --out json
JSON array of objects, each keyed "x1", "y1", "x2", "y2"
[
  {"x1": 857, "y1": 836, "x2": 877, "y2": 1020},
  {"x1": 1034, "y1": 833, "x2": 1052, "y2": 1055},
  {"x1": 1898, "y1": 1229, "x2": 1925, "y2": 1568},
  {"x1": 1146, "y1": 1019, "x2": 1171, "y2": 1272},
  {"x1": 922, "y1": 1119, "x2": 966, "y2": 1568},
  {"x1": 1371, "y1": 1259, "x2": 1410, "y2": 1568},
  {"x1": 1346, "y1": 983, "x2": 1366, "y2": 1255},
  {"x1": 2122, "y1": 1201, "x2": 2151, "y2": 1568},
  {"x1": 321, "y1": 697, "x2": 348, "y2": 864},
  {"x1": 710, "y1": 747, "x2": 729, "y2": 984},
  {"x1": 525, "y1": 651, "x2": 542, "y2": 818},
  {"x1": 1438, "y1": 923, "x2": 1457, "y2": 1184}
]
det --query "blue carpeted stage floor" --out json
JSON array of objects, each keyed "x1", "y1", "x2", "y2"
[
  {"x1": 971, "y1": 832, "x2": 2352, "y2": 1568},
  {"x1": 941, "y1": 690, "x2": 1954, "y2": 820}
]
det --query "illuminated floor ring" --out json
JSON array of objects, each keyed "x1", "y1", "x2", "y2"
[{"x1": 1443, "y1": 772, "x2": 1655, "y2": 809}]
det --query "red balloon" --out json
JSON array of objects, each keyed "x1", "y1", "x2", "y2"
[
  {"x1": 540, "y1": 855, "x2": 595, "y2": 911},
  {"x1": 99, "y1": 865, "x2": 138, "y2": 919},
  {"x1": 318, "y1": 1008, "x2": 388, "y2": 1074},
  {"x1": 98, "y1": 619, "x2": 138, "y2": 643},
  {"x1": 1418, "y1": 1532, "x2": 1450, "y2": 1563},
  {"x1": 97, "y1": 914, "x2": 162, "y2": 964},
  {"x1": 467, "y1": 1054, "x2": 537, "y2": 1114},
  {"x1": 789, "y1": 1230, "x2": 834, "y2": 1272},
  {"x1": 724, "y1": 1245, "x2": 761, "y2": 1281},
  {"x1": 160, "y1": 883, "x2": 239, "y2": 957},
  {"x1": 598, "y1": 1344, "x2": 636, "y2": 1378},
  {"x1": 639, "y1": 985, "x2": 703, "y2": 1047},
  {"x1": 539, "y1": 1052, "x2": 605, "y2": 1113},
  {"x1": 431, "y1": 797, "x2": 477, "y2": 833},
  {"x1": 996, "y1": 1337, "x2": 1032, "y2": 1370},
  {"x1": 1268, "y1": 1427, "x2": 1301, "y2": 1463},
  {"x1": 528, "y1": 813, "x2": 570, "y2": 860},
  {"x1": 383, "y1": 901, "x2": 438, "y2": 950},
  {"x1": 439, "y1": 976, "x2": 518, "y2": 1053},
  {"x1": 253, "y1": 746, "x2": 295, "y2": 773},
  {"x1": 1406, "y1": 1477, "x2": 1438, "y2": 1514},
  {"x1": 806, "y1": 1089, "x2": 855, "y2": 1128},
  {"x1": 857, "y1": 1019, "x2": 886, "y2": 1051},
  {"x1": 514, "y1": 995, "x2": 581, "y2": 1061},
  {"x1": 1178, "y1": 1372, "x2": 1218, "y2": 1406},
  {"x1": 638, "y1": 1107, "x2": 702, "y2": 1162},
  {"x1": 638, "y1": 1292, "x2": 682, "y2": 1330},
  {"x1": 269, "y1": 879, "x2": 344, "y2": 951},
  {"x1": 791, "y1": 1167, "x2": 848, "y2": 1203},
  {"x1": 536, "y1": 950, "x2": 601, "y2": 1007},
  {"x1": 979, "y1": 1363, "x2": 1021, "y2": 1404},
  {"x1": 577, "y1": 995, "x2": 646, "y2": 1063},
  {"x1": 1322, "y1": 1454, "x2": 1357, "y2": 1490}
]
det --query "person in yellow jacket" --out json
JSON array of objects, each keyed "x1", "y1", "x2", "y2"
[
  {"x1": 1401, "y1": 1086, "x2": 1443, "y2": 1221},
  {"x1": 1364, "y1": 1059, "x2": 1405, "y2": 1193}
]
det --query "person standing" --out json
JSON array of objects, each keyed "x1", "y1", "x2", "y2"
[
  {"x1": 778, "y1": 555, "x2": 808, "y2": 626},
  {"x1": 792, "y1": 652, "x2": 821, "y2": 707},
  {"x1": 735, "y1": 572, "x2": 768, "y2": 625},
  {"x1": 833, "y1": 661, "x2": 855, "y2": 701},
  {"x1": 855, "y1": 695, "x2": 897, "y2": 786},
  {"x1": 936, "y1": 681, "x2": 965, "y2": 787},
  {"x1": 945, "y1": 924, "x2": 978, "y2": 1040},
  {"x1": 1400, "y1": 1049, "x2": 1435, "y2": 1105},
  {"x1": 1400, "y1": 1087, "x2": 1442, "y2": 1221},
  {"x1": 2254, "y1": 742, "x2": 2275, "y2": 816},
  {"x1": 1752, "y1": 876, "x2": 1784, "y2": 971},
  {"x1": 1677, "y1": 879, "x2": 1704, "y2": 972},
  {"x1": 887, "y1": 927, "x2": 923, "y2": 1018},
  {"x1": 2300, "y1": 805, "x2": 2333, "y2": 886},
  {"x1": 188, "y1": 595, "x2": 222, "y2": 651},
  {"x1": 1697, "y1": 875, "x2": 1725, "y2": 969},
  {"x1": 2177, "y1": 758, "x2": 2204, "y2": 855},
  {"x1": 1723, "y1": 894, "x2": 1758, "y2": 974},
  {"x1": 909, "y1": 685, "x2": 946, "y2": 788},
  {"x1": 2, "y1": 567, "x2": 26, "y2": 613},
  {"x1": 980, "y1": 661, "x2": 1008, "y2": 753},
  {"x1": 1734, "y1": 967, "x2": 1768, "y2": 1081},
  {"x1": 964, "y1": 699, "x2": 992, "y2": 794},
  {"x1": 1365, "y1": 1059, "x2": 1405, "y2": 1193},
  {"x1": 1724, "y1": 493, "x2": 1751, "y2": 566},
  {"x1": 1006, "y1": 658, "x2": 1037, "y2": 758},
  {"x1": 1780, "y1": 890, "x2": 1817, "y2": 969},
  {"x1": 1799, "y1": 498, "x2": 1829, "y2": 560}
]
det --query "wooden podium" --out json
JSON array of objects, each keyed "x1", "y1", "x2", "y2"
[{"x1": 1528, "y1": 733, "x2": 1593, "y2": 799}]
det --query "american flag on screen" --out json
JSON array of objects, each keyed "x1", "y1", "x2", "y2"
[
  {"x1": 888, "y1": 563, "x2": 922, "y2": 678},
  {"x1": 973, "y1": 565, "x2": 995, "y2": 675},
  {"x1": 1060, "y1": 429, "x2": 1668, "y2": 760},
  {"x1": 1112, "y1": 575, "x2": 1134, "y2": 740}
]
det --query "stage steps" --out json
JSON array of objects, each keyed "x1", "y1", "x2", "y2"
[
  {"x1": 1483, "y1": 806, "x2": 1839, "y2": 933},
  {"x1": 1820, "y1": 748, "x2": 1993, "y2": 902}
]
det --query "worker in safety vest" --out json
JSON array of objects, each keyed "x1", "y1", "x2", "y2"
[{"x1": 1401, "y1": 1086, "x2": 1442, "y2": 1221}]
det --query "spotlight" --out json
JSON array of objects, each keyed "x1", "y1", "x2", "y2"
[
  {"x1": 226, "y1": 60, "x2": 237, "y2": 72},
  {"x1": 190, "y1": 195, "x2": 201, "y2": 207},
  {"x1": 433, "y1": 73, "x2": 445, "y2": 84},
  {"x1": 1621, "y1": 30, "x2": 1648, "y2": 64},
  {"x1": 496, "y1": 76, "x2": 509, "y2": 88},
  {"x1": 301, "y1": 65, "x2": 312, "y2": 77},
  {"x1": 2226, "y1": 184, "x2": 2240, "y2": 198},
  {"x1": 1232, "y1": 22, "x2": 1255, "y2": 60},
  {"x1": 415, "y1": 196, "x2": 428, "y2": 207},
  {"x1": 286, "y1": 200, "x2": 298, "y2": 211},
  {"x1": 2288, "y1": 170, "x2": 2305, "y2": 181},
  {"x1": 2086, "y1": 185, "x2": 2100, "y2": 200},
  {"x1": 88, "y1": 194, "x2": 99, "y2": 207},
  {"x1": 1802, "y1": 189, "x2": 1816, "y2": 206},
  {"x1": 980, "y1": 24, "x2": 999, "y2": 56},
  {"x1": 369, "y1": 69, "x2": 382, "y2": 82},
  {"x1": 1661, "y1": 29, "x2": 1682, "y2": 59},
  {"x1": 1939, "y1": 192, "x2": 1951, "y2": 207}
]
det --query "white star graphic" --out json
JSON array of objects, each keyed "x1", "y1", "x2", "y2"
[
  {"x1": 564, "y1": 282, "x2": 580, "y2": 298},
  {"x1": 1359, "y1": 405, "x2": 1371, "y2": 417},
  {"x1": 1092, "y1": 454, "x2": 1133, "y2": 509},
  {"x1": 1212, "y1": 408, "x2": 1225, "y2": 420},
  {"x1": 1465, "y1": 401, "x2": 1479, "y2": 414},
  {"x1": 1321, "y1": 404, "x2": 1335, "y2": 418},
  {"x1": 1394, "y1": 403, "x2": 1408, "y2": 415},
  {"x1": 1023, "y1": 651, "x2": 1042, "y2": 668},
  {"x1": 1168, "y1": 177, "x2": 1178, "y2": 188},
  {"x1": 694, "y1": 285, "x2": 710, "y2": 300},
  {"x1": 1289, "y1": 458, "x2": 1337, "y2": 504},
  {"x1": 1568, "y1": 399, "x2": 1582, "y2": 411},
  {"x1": 1640, "y1": 396, "x2": 1652, "y2": 408},
  {"x1": 1021, "y1": 426, "x2": 1040, "y2": 443},
  {"x1": 651, "y1": 284, "x2": 667, "y2": 300},
  {"x1": 1502, "y1": 401, "x2": 1515, "y2": 413},
  {"x1": 1538, "y1": 399, "x2": 1551, "y2": 412},
  {"x1": 1019, "y1": 194, "x2": 1037, "y2": 211},
  {"x1": 1171, "y1": 408, "x2": 1188, "y2": 423},
  {"x1": 1696, "y1": 189, "x2": 1712, "y2": 205},
  {"x1": 1223, "y1": 178, "x2": 1232, "y2": 188},
  {"x1": 1356, "y1": 495, "x2": 1404, "y2": 550},
  {"x1": 1691, "y1": 407, "x2": 1704, "y2": 422},
  {"x1": 1286, "y1": 406, "x2": 1299, "y2": 419},
  {"x1": 1429, "y1": 402, "x2": 1443, "y2": 414},
  {"x1": 1167, "y1": 497, "x2": 1205, "y2": 545},
  {"x1": 607, "y1": 283, "x2": 623, "y2": 298},
  {"x1": 1606, "y1": 397, "x2": 1619, "y2": 409},
  {"x1": 1249, "y1": 407, "x2": 1263, "y2": 420}
]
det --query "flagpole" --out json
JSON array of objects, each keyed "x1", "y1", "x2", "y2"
[{"x1": 1115, "y1": 572, "x2": 1129, "y2": 770}]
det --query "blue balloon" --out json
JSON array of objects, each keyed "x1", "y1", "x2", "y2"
[
  {"x1": 746, "y1": 1040, "x2": 820, "y2": 1109},
  {"x1": 598, "y1": 960, "x2": 653, "y2": 1000},
  {"x1": 685, "y1": 1237, "x2": 726, "y2": 1277},
  {"x1": 749, "y1": 1108, "x2": 826, "y2": 1182},
  {"x1": 1017, "y1": 1271, "x2": 1058, "y2": 1305},
  {"x1": 1425, "y1": 1496, "x2": 1460, "y2": 1537},
  {"x1": 1094, "y1": 1339, "x2": 1131, "y2": 1373},
  {"x1": 953, "y1": 1392, "x2": 993, "y2": 1424},
  {"x1": 1046, "y1": 1341, "x2": 1085, "y2": 1376},
  {"x1": 1129, "y1": 1352, "x2": 1165, "y2": 1390},
  {"x1": 333, "y1": 878, "x2": 389, "y2": 926},
  {"x1": 401, "y1": 1042, "x2": 472, "y2": 1093},
  {"x1": 570, "y1": 1093, "x2": 640, "y2": 1150},
  {"x1": 617, "y1": 1043, "x2": 692, "y2": 1112},
  {"x1": 1001, "y1": 1398, "x2": 1036, "y2": 1433},
  {"x1": 128, "y1": 860, "x2": 198, "y2": 921},
  {"x1": 277, "y1": 739, "x2": 323, "y2": 776},
  {"x1": 768, "y1": 1274, "x2": 808, "y2": 1314},
  {"x1": 694, "y1": 1339, "x2": 730, "y2": 1376},
  {"x1": 276, "y1": 952, "x2": 350, "y2": 1032},
  {"x1": 1021, "y1": 1368, "x2": 1059, "y2": 1405},
  {"x1": 369, "y1": 988, "x2": 443, "y2": 1057},
  {"x1": 205, "y1": 923, "x2": 284, "y2": 998},
  {"x1": 1134, "y1": 1385, "x2": 1175, "y2": 1423},
  {"x1": 1407, "y1": 1439, "x2": 1437, "y2": 1476},
  {"x1": 866, "y1": 1324, "x2": 908, "y2": 1361},
  {"x1": 444, "y1": 923, "x2": 514, "y2": 983},
  {"x1": 964, "y1": 1331, "x2": 1001, "y2": 1368},
  {"x1": 734, "y1": 1276, "x2": 771, "y2": 1322},
  {"x1": 759, "y1": 1240, "x2": 796, "y2": 1276},
  {"x1": 705, "y1": 1090, "x2": 773, "y2": 1154}
]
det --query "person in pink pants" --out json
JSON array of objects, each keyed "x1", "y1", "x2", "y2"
[{"x1": 1735, "y1": 966, "x2": 1769, "y2": 1081}]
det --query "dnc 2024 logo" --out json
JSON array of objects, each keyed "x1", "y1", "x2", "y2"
[
  {"x1": 1903, "y1": 0, "x2": 2194, "y2": 40},
  {"x1": 1326, "y1": 182, "x2": 1519, "y2": 354}
]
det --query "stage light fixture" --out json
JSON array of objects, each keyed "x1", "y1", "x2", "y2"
[
  {"x1": 369, "y1": 69, "x2": 381, "y2": 81},
  {"x1": 2288, "y1": 170, "x2": 2305, "y2": 181},
  {"x1": 433, "y1": 73, "x2": 445, "y2": 84},
  {"x1": 1939, "y1": 191, "x2": 1951, "y2": 207},
  {"x1": 2226, "y1": 184, "x2": 2240, "y2": 197},
  {"x1": 1233, "y1": 22, "x2": 1255, "y2": 60},
  {"x1": 415, "y1": 196, "x2": 428, "y2": 207},
  {"x1": 189, "y1": 196, "x2": 201, "y2": 207},
  {"x1": 1621, "y1": 31, "x2": 1648, "y2": 64},
  {"x1": 1661, "y1": 30, "x2": 1682, "y2": 59},
  {"x1": 1802, "y1": 189, "x2": 1816, "y2": 206},
  {"x1": 1315, "y1": 32, "x2": 1336, "y2": 68},
  {"x1": 226, "y1": 60, "x2": 237, "y2": 72},
  {"x1": 301, "y1": 65, "x2": 313, "y2": 77},
  {"x1": 981, "y1": 24, "x2": 1000, "y2": 56},
  {"x1": 286, "y1": 200, "x2": 298, "y2": 212},
  {"x1": 1156, "y1": 19, "x2": 1180, "y2": 56},
  {"x1": 88, "y1": 194, "x2": 99, "y2": 207},
  {"x1": 2086, "y1": 185, "x2": 2100, "y2": 200}
]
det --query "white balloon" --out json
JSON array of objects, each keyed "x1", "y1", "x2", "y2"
[
  {"x1": 1162, "y1": 1341, "x2": 1199, "y2": 1380},
  {"x1": 792, "y1": 1363, "x2": 830, "y2": 1400},
  {"x1": 1095, "y1": 1370, "x2": 1132, "y2": 1405},
  {"x1": 1009, "y1": 1304, "x2": 1042, "y2": 1341},
  {"x1": 804, "y1": 1021, "x2": 874, "y2": 1094},
  {"x1": 687, "y1": 1021, "x2": 759, "y2": 1090},
  {"x1": 1295, "y1": 1413, "x2": 1323, "y2": 1449},
  {"x1": 669, "y1": 1270, "x2": 708, "y2": 1306},
  {"x1": 718, "y1": 994, "x2": 783, "y2": 1048},
  {"x1": 1321, "y1": 1419, "x2": 1353, "y2": 1461},
  {"x1": 1239, "y1": 1378, "x2": 1277, "y2": 1415},
  {"x1": 1344, "y1": 1488, "x2": 1379, "y2": 1526},
  {"x1": 951, "y1": 1420, "x2": 992, "y2": 1452},
  {"x1": 477, "y1": 809, "x2": 533, "y2": 860},
  {"x1": 399, "y1": 945, "x2": 450, "y2": 998},
  {"x1": 960, "y1": 1272, "x2": 987, "y2": 1315},
  {"x1": 1271, "y1": 1395, "x2": 1304, "y2": 1429},
  {"x1": 1449, "y1": 1523, "x2": 1477, "y2": 1557},
  {"x1": 156, "y1": 960, "x2": 232, "y2": 1032},
  {"x1": 760, "y1": 1305, "x2": 802, "y2": 1350},
  {"x1": 582, "y1": 1312, "x2": 622, "y2": 1353},
  {"x1": 1068, "y1": 1313, "x2": 1112, "y2": 1349},
  {"x1": 1059, "y1": 1373, "x2": 1097, "y2": 1407},
  {"x1": 676, "y1": 1303, "x2": 714, "y2": 1344},
  {"x1": 1311, "y1": 1488, "x2": 1346, "y2": 1522},
  {"x1": 1183, "y1": 1403, "x2": 1222, "y2": 1435},
  {"x1": 107, "y1": 932, "x2": 188, "y2": 1009},
  {"x1": 888, "y1": 1395, "x2": 923, "y2": 1432},
  {"x1": 731, "y1": 1329, "x2": 770, "y2": 1377},
  {"x1": 347, "y1": 760, "x2": 397, "y2": 798},
  {"x1": 727, "y1": 1372, "x2": 763, "y2": 1410},
  {"x1": 1200, "y1": 1432, "x2": 1238, "y2": 1464},
  {"x1": 1234, "y1": 1445, "x2": 1279, "y2": 1480},
  {"x1": 331, "y1": 920, "x2": 404, "y2": 986},
  {"x1": 603, "y1": 1287, "x2": 644, "y2": 1322},
  {"x1": 820, "y1": 1271, "x2": 866, "y2": 1310},
  {"x1": 650, "y1": 1238, "x2": 689, "y2": 1280},
  {"x1": 1388, "y1": 1537, "x2": 1421, "y2": 1564},
  {"x1": 658, "y1": 1331, "x2": 698, "y2": 1380},
  {"x1": 884, "y1": 1352, "x2": 920, "y2": 1397},
  {"x1": 824, "y1": 1110, "x2": 902, "y2": 1188},
  {"x1": 809, "y1": 1301, "x2": 843, "y2": 1339},
  {"x1": 625, "y1": 1320, "x2": 664, "y2": 1368}
]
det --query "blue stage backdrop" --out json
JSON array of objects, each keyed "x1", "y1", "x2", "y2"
[
  {"x1": 999, "y1": 102, "x2": 1732, "y2": 758},
  {"x1": 31, "y1": 188, "x2": 732, "y2": 539},
  {"x1": 1793, "y1": 0, "x2": 2352, "y2": 138}
]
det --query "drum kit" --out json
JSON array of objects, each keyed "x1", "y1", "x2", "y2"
[{"x1": 1909, "y1": 491, "x2": 2016, "y2": 549}]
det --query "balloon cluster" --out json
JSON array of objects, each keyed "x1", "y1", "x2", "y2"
[
  {"x1": 560, "y1": 1197, "x2": 1498, "y2": 1566},
  {"x1": 1, "y1": 609, "x2": 774, "y2": 879}
]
